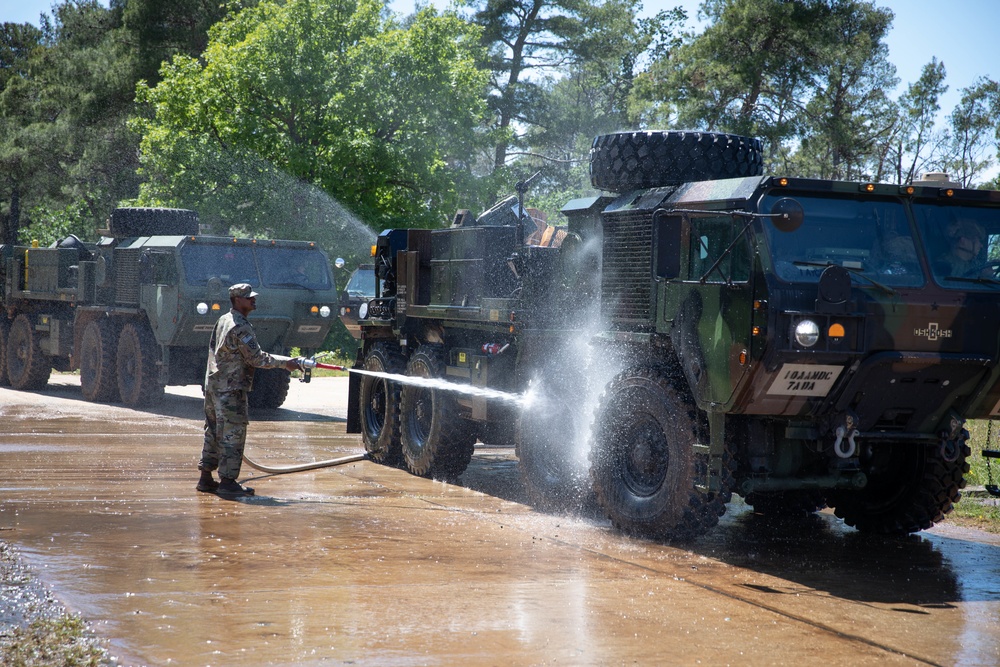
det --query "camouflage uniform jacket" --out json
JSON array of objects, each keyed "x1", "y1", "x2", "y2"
[{"x1": 205, "y1": 309, "x2": 286, "y2": 393}]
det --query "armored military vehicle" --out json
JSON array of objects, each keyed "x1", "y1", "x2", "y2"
[
  {"x1": 349, "y1": 130, "x2": 996, "y2": 540},
  {"x1": 0, "y1": 207, "x2": 338, "y2": 408},
  {"x1": 337, "y1": 262, "x2": 376, "y2": 339}
]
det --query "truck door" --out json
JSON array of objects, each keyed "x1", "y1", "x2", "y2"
[{"x1": 664, "y1": 212, "x2": 755, "y2": 408}]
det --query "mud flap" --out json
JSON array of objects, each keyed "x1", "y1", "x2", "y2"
[{"x1": 346, "y1": 352, "x2": 363, "y2": 433}]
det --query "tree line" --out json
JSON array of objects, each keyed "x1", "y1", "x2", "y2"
[{"x1": 2, "y1": 0, "x2": 998, "y2": 262}]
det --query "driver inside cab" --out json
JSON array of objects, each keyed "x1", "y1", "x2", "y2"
[{"x1": 937, "y1": 220, "x2": 986, "y2": 278}]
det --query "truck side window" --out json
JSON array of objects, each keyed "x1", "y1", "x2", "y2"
[{"x1": 686, "y1": 216, "x2": 750, "y2": 283}]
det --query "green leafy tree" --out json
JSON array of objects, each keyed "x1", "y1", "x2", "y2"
[
  {"x1": 633, "y1": 0, "x2": 825, "y2": 156},
  {"x1": 0, "y1": 21, "x2": 43, "y2": 244},
  {"x1": 509, "y1": 1, "x2": 682, "y2": 213},
  {"x1": 119, "y1": 0, "x2": 259, "y2": 87},
  {"x1": 471, "y1": 0, "x2": 610, "y2": 175},
  {"x1": 889, "y1": 58, "x2": 948, "y2": 184},
  {"x1": 788, "y1": 0, "x2": 896, "y2": 180},
  {"x1": 133, "y1": 0, "x2": 491, "y2": 253},
  {"x1": 940, "y1": 78, "x2": 1000, "y2": 188},
  {"x1": 0, "y1": 1, "x2": 136, "y2": 243}
]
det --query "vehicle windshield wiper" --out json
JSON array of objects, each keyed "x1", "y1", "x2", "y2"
[
  {"x1": 942, "y1": 275, "x2": 1000, "y2": 288},
  {"x1": 268, "y1": 282, "x2": 311, "y2": 289},
  {"x1": 792, "y1": 260, "x2": 897, "y2": 296}
]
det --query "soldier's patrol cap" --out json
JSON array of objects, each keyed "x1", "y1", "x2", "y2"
[{"x1": 229, "y1": 283, "x2": 259, "y2": 299}]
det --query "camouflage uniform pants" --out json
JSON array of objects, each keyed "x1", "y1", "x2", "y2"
[{"x1": 200, "y1": 387, "x2": 249, "y2": 480}]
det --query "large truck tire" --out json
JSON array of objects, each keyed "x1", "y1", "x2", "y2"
[
  {"x1": 358, "y1": 343, "x2": 405, "y2": 465},
  {"x1": 116, "y1": 322, "x2": 163, "y2": 407},
  {"x1": 399, "y1": 344, "x2": 476, "y2": 479},
  {"x1": 248, "y1": 367, "x2": 291, "y2": 409},
  {"x1": 6, "y1": 313, "x2": 52, "y2": 391},
  {"x1": 79, "y1": 318, "x2": 119, "y2": 402},
  {"x1": 109, "y1": 207, "x2": 199, "y2": 238},
  {"x1": 828, "y1": 439, "x2": 969, "y2": 534},
  {"x1": 590, "y1": 365, "x2": 730, "y2": 541},
  {"x1": 589, "y1": 131, "x2": 763, "y2": 192},
  {"x1": 517, "y1": 375, "x2": 593, "y2": 511},
  {"x1": 0, "y1": 316, "x2": 9, "y2": 387}
]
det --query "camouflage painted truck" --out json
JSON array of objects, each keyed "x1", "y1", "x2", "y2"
[
  {"x1": 346, "y1": 177, "x2": 616, "y2": 506},
  {"x1": 350, "y1": 130, "x2": 1000, "y2": 540},
  {"x1": 0, "y1": 207, "x2": 338, "y2": 408}
]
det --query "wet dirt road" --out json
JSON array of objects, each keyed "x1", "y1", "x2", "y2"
[{"x1": 1, "y1": 377, "x2": 999, "y2": 666}]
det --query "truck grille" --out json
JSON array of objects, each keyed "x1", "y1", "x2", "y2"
[
  {"x1": 115, "y1": 248, "x2": 141, "y2": 304},
  {"x1": 602, "y1": 210, "x2": 653, "y2": 330}
]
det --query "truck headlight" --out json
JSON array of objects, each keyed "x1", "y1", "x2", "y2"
[
  {"x1": 196, "y1": 302, "x2": 209, "y2": 315},
  {"x1": 319, "y1": 305, "x2": 331, "y2": 318},
  {"x1": 794, "y1": 319, "x2": 820, "y2": 347},
  {"x1": 359, "y1": 302, "x2": 369, "y2": 320}
]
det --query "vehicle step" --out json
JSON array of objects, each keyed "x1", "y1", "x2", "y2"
[{"x1": 982, "y1": 449, "x2": 1000, "y2": 459}]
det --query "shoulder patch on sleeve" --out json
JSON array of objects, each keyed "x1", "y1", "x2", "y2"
[{"x1": 240, "y1": 333, "x2": 254, "y2": 345}]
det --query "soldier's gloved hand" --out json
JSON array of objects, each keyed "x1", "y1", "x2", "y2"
[{"x1": 284, "y1": 358, "x2": 302, "y2": 372}]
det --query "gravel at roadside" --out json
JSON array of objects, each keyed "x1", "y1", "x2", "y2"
[{"x1": 0, "y1": 540, "x2": 111, "y2": 666}]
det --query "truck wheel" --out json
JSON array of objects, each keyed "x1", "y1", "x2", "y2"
[
  {"x1": 0, "y1": 316, "x2": 9, "y2": 387},
  {"x1": 589, "y1": 131, "x2": 763, "y2": 192},
  {"x1": 399, "y1": 344, "x2": 476, "y2": 479},
  {"x1": 828, "y1": 440, "x2": 969, "y2": 534},
  {"x1": 6, "y1": 313, "x2": 51, "y2": 391},
  {"x1": 744, "y1": 490, "x2": 827, "y2": 518},
  {"x1": 79, "y1": 319, "x2": 119, "y2": 402},
  {"x1": 517, "y1": 378, "x2": 592, "y2": 511},
  {"x1": 359, "y1": 343, "x2": 405, "y2": 465},
  {"x1": 248, "y1": 368, "x2": 291, "y2": 409},
  {"x1": 116, "y1": 322, "x2": 163, "y2": 407},
  {"x1": 590, "y1": 366, "x2": 730, "y2": 541}
]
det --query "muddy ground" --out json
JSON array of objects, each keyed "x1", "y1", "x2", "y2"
[{"x1": 1, "y1": 376, "x2": 999, "y2": 666}]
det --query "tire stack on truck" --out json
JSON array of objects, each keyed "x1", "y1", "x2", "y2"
[
  {"x1": 349, "y1": 130, "x2": 1000, "y2": 542},
  {"x1": 0, "y1": 207, "x2": 339, "y2": 408}
]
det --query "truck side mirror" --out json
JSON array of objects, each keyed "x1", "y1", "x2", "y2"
[
  {"x1": 769, "y1": 198, "x2": 804, "y2": 232},
  {"x1": 335, "y1": 257, "x2": 345, "y2": 269}
]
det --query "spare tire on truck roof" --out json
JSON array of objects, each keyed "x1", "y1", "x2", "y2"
[
  {"x1": 589, "y1": 130, "x2": 764, "y2": 192},
  {"x1": 109, "y1": 207, "x2": 199, "y2": 238}
]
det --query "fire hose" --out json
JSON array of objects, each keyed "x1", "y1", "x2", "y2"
[{"x1": 242, "y1": 358, "x2": 369, "y2": 475}]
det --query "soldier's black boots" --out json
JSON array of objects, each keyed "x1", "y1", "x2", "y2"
[
  {"x1": 196, "y1": 470, "x2": 219, "y2": 493},
  {"x1": 216, "y1": 477, "x2": 255, "y2": 499}
]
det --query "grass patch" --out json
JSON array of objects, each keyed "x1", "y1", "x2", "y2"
[
  {"x1": 0, "y1": 615, "x2": 106, "y2": 667},
  {"x1": 948, "y1": 420, "x2": 1000, "y2": 533}
]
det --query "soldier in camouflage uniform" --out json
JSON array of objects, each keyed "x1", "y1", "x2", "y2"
[{"x1": 198, "y1": 283, "x2": 302, "y2": 499}]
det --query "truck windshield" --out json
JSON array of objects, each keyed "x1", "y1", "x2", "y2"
[
  {"x1": 760, "y1": 194, "x2": 923, "y2": 288},
  {"x1": 258, "y1": 248, "x2": 333, "y2": 290},
  {"x1": 345, "y1": 266, "x2": 376, "y2": 298},
  {"x1": 913, "y1": 202, "x2": 1000, "y2": 288},
  {"x1": 180, "y1": 244, "x2": 332, "y2": 290},
  {"x1": 181, "y1": 244, "x2": 260, "y2": 287}
]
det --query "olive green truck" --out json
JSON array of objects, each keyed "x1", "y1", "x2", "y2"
[
  {"x1": 349, "y1": 130, "x2": 1000, "y2": 541},
  {"x1": 0, "y1": 207, "x2": 339, "y2": 408}
]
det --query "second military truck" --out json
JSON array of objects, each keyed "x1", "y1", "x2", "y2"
[
  {"x1": 0, "y1": 207, "x2": 339, "y2": 408},
  {"x1": 349, "y1": 130, "x2": 996, "y2": 541}
]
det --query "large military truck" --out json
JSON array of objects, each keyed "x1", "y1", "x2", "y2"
[
  {"x1": 0, "y1": 207, "x2": 338, "y2": 408},
  {"x1": 348, "y1": 182, "x2": 612, "y2": 503},
  {"x1": 350, "y1": 130, "x2": 999, "y2": 540}
]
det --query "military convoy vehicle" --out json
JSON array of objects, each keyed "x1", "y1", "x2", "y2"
[
  {"x1": 0, "y1": 207, "x2": 339, "y2": 408},
  {"x1": 348, "y1": 130, "x2": 999, "y2": 540},
  {"x1": 336, "y1": 262, "x2": 376, "y2": 339}
]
